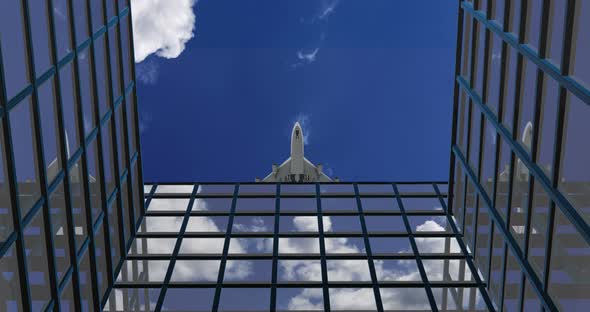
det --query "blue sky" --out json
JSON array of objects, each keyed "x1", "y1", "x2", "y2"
[{"x1": 135, "y1": 0, "x2": 458, "y2": 182}]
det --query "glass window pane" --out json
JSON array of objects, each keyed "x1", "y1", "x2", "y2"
[
  {"x1": 423, "y1": 259, "x2": 476, "y2": 282},
  {"x1": 381, "y1": 288, "x2": 430, "y2": 311},
  {"x1": 0, "y1": 244, "x2": 23, "y2": 311},
  {"x1": 558, "y1": 94, "x2": 590, "y2": 225},
  {"x1": 357, "y1": 184, "x2": 393, "y2": 195},
  {"x1": 327, "y1": 260, "x2": 371, "y2": 281},
  {"x1": 104, "y1": 288, "x2": 159, "y2": 312},
  {"x1": 323, "y1": 216, "x2": 362, "y2": 233},
  {"x1": 161, "y1": 288, "x2": 212, "y2": 311},
  {"x1": 224, "y1": 260, "x2": 271, "y2": 282},
  {"x1": 23, "y1": 211, "x2": 52, "y2": 311},
  {"x1": 0, "y1": 1, "x2": 28, "y2": 100},
  {"x1": 170, "y1": 260, "x2": 219, "y2": 282},
  {"x1": 52, "y1": 0, "x2": 72, "y2": 60},
  {"x1": 365, "y1": 216, "x2": 406, "y2": 232},
  {"x1": 186, "y1": 216, "x2": 228, "y2": 232},
  {"x1": 370, "y1": 237, "x2": 412, "y2": 254},
  {"x1": 548, "y1": 209, "x2": 590, "y2": 311},
  {"x1": 72, "y1": 0, "x2": 89, "y2": 45},
  {"x1": 49, "y1": 182, "x2": 72, "y2": 281},
  {"x1": 360, "y1": 198, "x2": 398, "y2": 211},
  {"x1": 11, "y1": 97, "x2": 41, "y2": 217},
  {"x1": 321, "y1": 198, "x2": 356, "y2": 211},
  {"x1": 39, "y1": 79, "x2": 62, "y2": 185},
  {"x1": 28, "y1": 0, "x2": 52, "y2": 75},
  {"x1": 375, "y1": 259, "x2": 421, "y2": 281},
  {"x1": 116, "y1": 259, "x2": 169, "y2": 282},
  {"x1": 155, "y1": 184, "x2": 193, "y2": 194},
  {"x1": 93, "y1": 36, "x2": 109, "y2": 117},
  {"x1": 277, "y1": 288, "x2": 323, "y2": 311},
  {"x1": 281, "y1": 198, "x2": 316, "y2": 212},
  {"x1": 147, "y1": 198, "x2": 190, "y2": 212},
  {"x1": 279, "y1": 237, "x2": 319, "y2": 254},
  {"x1": 329, "y1": 288, "x2": 376, "y2": 310},
  {"x1": 218, "y1": 288, "x2": 269, "y2": 311},
  {"x1": 415, "y1": 237, "x2": 462, "y2": 254},
  {"x1": 402, "y1": 197, "x2": 443, "y2": 211},
  {"x1": 179, "y1": 238, "x2": 224, "y2": 254},
  {"x1": 278, "y1": 260, "x2": 322, "y2": 282},
  {"x1": 325, "y1": 237, "x2": 365, "y2": 254},
  {"x1": 193, "y1": 198, "x2": 232, "y2": 212},
  {"x1": 280, "y1": 216, "x2": 319, "y2": 233},
  {"x1": 78, "y1": 249, "x2": 94, "y2": 311},
  {"x1": 229, "y1": 237, "x2": 272, "y2": 254},
  {"x1": 571, "y1": 0, "x2": 590, "y2": 88},
  {"x1": 78, "y1": 47, "x2": 96, "y2": 135},
  {"x1": 232, "y1": 216, "x2": 273, "y2": 232},
  {"x1": 235, "y1": 198, "x2": 274, "y2": 211}
]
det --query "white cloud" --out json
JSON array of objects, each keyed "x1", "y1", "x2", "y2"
[
  {"x1": 131, "y1": 0, "x2": 198, "y2": 63},
  {"x1": 136, "y1": 58, "x2": 160, "y2": 84},
  {"x1": 317, "y1": 0, "x2": 340, "y2": 20},
  {"x1": 297, "y1": 48, "x2": 320, "y2": 63},
  {"x1": 281, "y1": 217, "x2": 474, "y2": 310}
]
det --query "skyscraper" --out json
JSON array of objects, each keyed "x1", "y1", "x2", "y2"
[
  {"x1": 0, "y1": 1, "x2": 589, "y2": 312},
  {"x1": 448, "y1": 0, "x2": 590, "y2": 310},
  {"x1": 0, "y1": 1, "x2": 143, "y2": 311}
]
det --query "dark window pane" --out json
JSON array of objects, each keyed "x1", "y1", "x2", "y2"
[
  {"x1": 0, "y1": 1, "x2": 28, "y2": 100},
  {"x1": 23, "y1": 212, "x2": 52, "y2": 311},
  {"x1": 11, "y1": 98, "x2": 41, "y2": 217}
]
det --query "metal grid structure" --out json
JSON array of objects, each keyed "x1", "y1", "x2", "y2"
[
  {"x1": 0, "y1": 0, "x2": 144, "y2": 311},
  {"x1": 449, "y1": 0, "x2": 590, "y2": 311},
  {"x1": 109, "y1": 182, "x2": 494, "y2": 311}
]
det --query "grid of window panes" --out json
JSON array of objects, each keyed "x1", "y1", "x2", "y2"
[
  {"x1": 109, "y1": 182, "x2": 493, "y2": 312},
  {"x1": 449, "y1": 0, "x2": 590, "y2": 311},
  {"x1": 0, "y1": 1, "x2": 143, "y2": 311}
]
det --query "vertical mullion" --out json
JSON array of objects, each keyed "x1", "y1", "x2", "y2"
[
  {"x1": 153, "y1": 184, "x2": 199, "y2": 311},
  {"x1": 122, "y1": 0, "x2": 147, "y2": 220},
  {"x1": 509, "y1": 0, "x2": 530, "y2": 308},
  {"x1": 270, "y1": 183, "x2": 280, "y2": 312},
  {"x1": 477, "y1": 0, "x2": 496, "y2": 289},
  {"x1": 83, "y1": 0, "x2": 116, "y2": 306},
  {"x1": 0, "y1": 40, "x2": 33, "y2": 312},
  {"x1": 448, "y1": 0, "x2": 466, "y2": 217},
  {"x1": 45, "y1": 0, "x2": 83, "y2": 309},
  {"x1": 353, "y1": 184, "x2": 384, "y2": 312},
  {"x1": 518, "y1": 0, "x2": 553, "y2": 310},
  {"x1": 20, "y1": 0, "x2": 62, "y2": 310},
  {"x1": 100, "y1": 0, "x2": 127, "y2": 267},
  {"x1": 433, "y1": 184, "x2": 497, "y2": 312},
  {"x1": 393, "y1": 184, "x2": 439, "y2": 312},
  {"x1": 112, "y1": 0, "x2": 136, "y2": 239},
  {"x1": 489, "y1": 3, "x2": 513, "y2": 308},
  {"x1": 211, "y1": 184, "x2": 240, "y2": 312},
  {"x1": 315, "y1": 183, "x2": 331, "y2": 312},
  {"x1": 542, "y1": 0, "x2": 577, "y2": 300},
  {"x1": 64, "y1": 0, "x2": 102, "y2": 308}
]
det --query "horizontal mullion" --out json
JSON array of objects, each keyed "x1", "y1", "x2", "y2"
[
  {"x1": 147, "y1": 193, "x2": 446, "y2": 199},
  {"x1": 134, "y1": 231, "x2": 457, "y2": 238},
  {"x1": 143, "y1": 210, "x2": 446, "y2": 217},
  {"x1": 461, "y1": 1, "x2": 590, "y2": 106},
  {"x1": 125, "y1": 252, "x2": 471, "y2": 261},
  {"x1": 114, "y1": 280, "x2": 483, "y2": 289}
]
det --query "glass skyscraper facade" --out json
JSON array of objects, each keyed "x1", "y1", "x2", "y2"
[
  {"x1": 110, "y1": 182, "x2": 491, "y2": 311},
  {"x1": 0, "y1": 0, "x2": 143, "y2": 311},
  {"x1": 449, "y1": 0, "x2": 590, "y2": 311},
  {"x1": 1, "y1": 0, "x2": 589, "y2": 312}
]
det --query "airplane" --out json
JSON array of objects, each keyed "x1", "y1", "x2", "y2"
[{"x1": 257, "y1": 122, "x2": 338, "y2": 183}]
